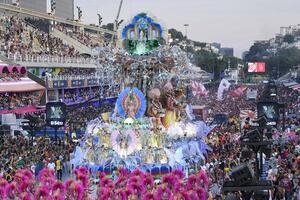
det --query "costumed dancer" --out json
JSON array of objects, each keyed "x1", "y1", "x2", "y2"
[
  {"x1": 161, "y1": 82, "x2": 177, "y2": 128},
  {"x1": 125, "y1": 90, "x2": 138, "y2": 119},
  {"x1": 119, "y1": 133, "x2": 129, "y2": 158},
  {"x1": 147, "y1": 88, "x2": 165, "y2": 130}
]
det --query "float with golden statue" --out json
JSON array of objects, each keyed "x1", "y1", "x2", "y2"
[{"x1": 71, "y1": 13, "x2": 213, "y2": 176}]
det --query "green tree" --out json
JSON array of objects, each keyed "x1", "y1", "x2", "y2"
[
  {"x1": 244, "y1": 42, "x2": 270, "y2": 61},
  {"x1": 283, "y1": 34, "x2": 295, "y2": 44},
  {"x1": 101, "y1": 23, "x2": 114, "y2": 31},
  {"x1": 168, "y1": 28, "x2": 184, "y2": 41}
]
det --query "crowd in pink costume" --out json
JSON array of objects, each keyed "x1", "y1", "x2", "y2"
[{"x1": 0, "y1": 167, "x2": 209, "y2": 200}]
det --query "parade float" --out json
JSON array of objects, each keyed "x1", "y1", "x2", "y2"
[{"x1": 71, "y1": 13, "x2": 212, "y2": 176}]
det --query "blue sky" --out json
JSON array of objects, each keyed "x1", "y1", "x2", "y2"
[{"x1": 76, "y1": 0, "x2": 300, "y2": 57}]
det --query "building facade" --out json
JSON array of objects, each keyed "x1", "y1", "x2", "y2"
[
  {"x1": 220, "y1": 47, "x2": 234, "y2": 57},
  {"x1": 0, "y1": 0, "x2": 74, "y2": 20}
]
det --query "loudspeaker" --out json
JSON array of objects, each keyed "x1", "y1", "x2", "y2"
[
  {"x1": 241, "y1": 147, "x2": 252, "y2": 158},
  {"x1": 230, "y1": 164, "x2": 255, "y2": 186},
  {"x1": 246, "y1": 129, "x2": 261, "y2": 141},
  {"x1": 253, "y1": 190, "x2": 269, "y2": 200},
  {"x1": 224, "y1": 193, "x2": 240, "y2": 200}
]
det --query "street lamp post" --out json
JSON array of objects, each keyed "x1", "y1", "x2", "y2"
[
  {"x1": 97, "y1": 14, "x2": 103, "y2": 43},
  {"x1": 184, "y1": 24, "x2": 189, "y2": 57},
  {"x1": 77, "y1": 6, "x2": 82, "y2": 21},
  {"x1": 97, "y1": 14, "x2": 102, "y2": 27}
]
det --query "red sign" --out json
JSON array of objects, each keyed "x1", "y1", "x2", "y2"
[{"x1": 248, "y1": 62, "x2": 266, "y2": 73}]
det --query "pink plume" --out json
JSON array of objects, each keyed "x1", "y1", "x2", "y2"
[
  {"x1": 0, "y1": 178, "x2": 8, "y2": 188},
  {"x1": 142, "y1": 175, "x2": 154, "y2": 189},
  {"x1": 17, "y1": 178, "x2": 30, "y2": 193},
  {"x1": 98, "y1": 172, "x2": 106, "y2": 179},
  {"x1": 132, "y1": 169, "x2": 144, "y2": 177},
  {"x1": 34, "y1": 185, "x2": 50, "y2": 200},
  {"x1": 127, "y1": 182, "x2": 143, "y2": 194},
  {"x1": 38, "y1": 168, "x2": 55, "y2": 186},
  {"x1": 125, "y1": 187, "x2": 134, "y2": 196},
  {"x1": 186, "y1": 175, "x2": 197, "y2": 190},
  {"x1": 77, "y1": 173, "x2": 89, "y2": 188},
  {"x1": 74, "y1": 167, "x2": 89, "y2": 177},
  {"x1": 173, "y1": 182, "x2": 182, "y2": 193},
  {"x1": 19, "y1": 169, "x2": 34, "y2": 180},
  {"x1": 0, "y1": 187, "x2": 7, "y2": 199},
  {"x1": 53, "y1": 181, "x2": 65, "y2": 192},
  {"x1": 180, "y1": 191, "x2": 191, "y2": 200},
  {"x1": 73, "y1": 182, "x2": 84, "y2": 200},
  {"x1": 5, "y1": 182, "x2": 17, "y2": 197},
  {"x1": 115, "y1": 176, "x2": 126, "y2": 187},
  {"x1": 143, "y1": 192, "x2": 155, "y2": 200},
  {"x1": 53, "y1": 193, "x2": 65, "y2": 200},
  {"x1": 20, "y1": 192, "x2": 33, "y2": 200},
  {"x1": 115, "y1": 189, "x2": 127, "y2": 200},
  {"x1": 155, "y1": 185, "x2": 172, "y2": 199},
  {"x1": 128, "y1": 176, "x2": 139, "y2": 185},
  {"x1": 64, "y1": 179, "x2": 75, "y2": 189},
  {"x1": 197, "y1": 170, "x2": 209, "y2": 190},
  {"x1": 172, "y1": 169, "x2": 184, "y2": 178},
  {"x1": 99, "y1": 188, "x2": 111, "y2": 200},
  {"x1": 100, "y1": 178, "x2": 113, "y2": 188},
  {"x1": 196, "y1": 187, "x2": 207, "y2": 200},
  {"x1": 118, "y1": 167, "x2": 130, "y2": 177}
]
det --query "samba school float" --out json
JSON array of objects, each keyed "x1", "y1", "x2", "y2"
[{"x1": 71, "y1": 13, "x2": 213, "y2": 176}]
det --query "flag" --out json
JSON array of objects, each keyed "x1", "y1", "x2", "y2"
[
  {"x1": 229, "y1": 85, "x2": 248, "y2": 97},
  {"x1": 217, "y1": 79, "x2": 231, "y2": 101},
  {"x1": 240, "y1": 110, "x2": 257, "y2": 119},
  {"x1": 190, "y1": 81, "x2": 208, "y2": 97}
]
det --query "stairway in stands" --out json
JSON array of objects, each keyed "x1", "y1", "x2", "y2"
[
  {"x1": 50, "y1": 28, "x2": 93, "y2": 55},
  {"x1": 27, "y1": 71, "x2": 46, "y2": 87}
]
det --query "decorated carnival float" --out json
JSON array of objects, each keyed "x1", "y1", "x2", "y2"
[{"x1": 71, "y1": 13, "x2": 212, "y2": 176}]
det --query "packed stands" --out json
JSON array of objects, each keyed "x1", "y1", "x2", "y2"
[
  {"x1": 0, "y1": 65, "x2": 27, "y2": 82},
  {"x1": 0, "y1": 92, "x2": 41, "y2": 111},
  {"x1": 55, "y1": 23, "x2": 99, "y2": 48},
  {"x1": 0, "y1": 16, "x2": 81, "y2": 59}
]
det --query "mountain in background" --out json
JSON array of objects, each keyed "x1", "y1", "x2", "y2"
[
  {"x1": 168, "y1": 28, "x2": 243, "y2": 79},
  {"x1": 244, "y1": 24, "x2": 300, "y2": 78}
]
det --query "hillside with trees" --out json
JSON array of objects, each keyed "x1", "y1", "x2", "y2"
[{"x1": 244, "y1": 25, "x2": 300, "y2": 78}]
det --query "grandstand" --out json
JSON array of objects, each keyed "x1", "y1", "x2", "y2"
[{"x1": 0, "y1": 3, "x2": 118, "y2": 137}]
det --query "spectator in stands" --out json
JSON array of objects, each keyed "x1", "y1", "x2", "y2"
[{"x1": 0, "y1": 71, "x2": 25, "y2": 82}]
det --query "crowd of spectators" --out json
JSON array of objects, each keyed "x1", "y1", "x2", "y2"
[
  {"x1": 63, "y1": 87, "x2": 99, "y2": 104},
  {"x1": 0, "y1": 16, "x2": 33, "y2": 56},
  {"x1": 200, "y1": 83, "x2": 260, "y2": 119},
  {"x1": 58, "y1": 68, "x2": 96, "y2": 77},
  {"x1": 62, "y1": 86, "x2": 119, "y2": 105},
  {"x1": 0, "y1": 16, "x2": 81, "y2": 58},
  {"x1": 44, "y1": 68, "x2": 96, "y2": 80},
  {"x1": 203, "y1": 84, "x2": 300, "y2": 199},
  {"x1": 55, "y1": 23, "x2": 99, "y2": 48},
  {"x1": 0, "y1": 134, "x2": 75, "y2": 182},
  {"x1": 0, "y1": 92, "x2": 40, "y2": 110},
  {"x1": 0, "y1": 71, "x2": 25, "y2": 82},
  {"x1": 0, "y1": 76, "x2": 299, "y2": 199},
  {"x1": 66, "y1": 104, "x2": 114, "y2": 139}
]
